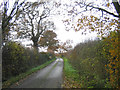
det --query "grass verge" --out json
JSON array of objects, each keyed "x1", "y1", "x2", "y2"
[
  {"x1": 2, "y1": 58, "x2": 56, "y2": 88},
  {"x1": 63, "y1": 57, "x2": 81, "y2": 88}
]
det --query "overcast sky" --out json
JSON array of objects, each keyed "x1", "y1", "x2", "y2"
[
  {"x1": 1, "y1": 0, "x2": 112, "y2": 48},
  {"x1": 53, "y1": 17, "x2": 98, "y2": 47},
  {"x1": 24, "y1": 0, "x2": 98, "y2": 47}
]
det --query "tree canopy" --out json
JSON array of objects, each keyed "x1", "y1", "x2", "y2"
[
  {"x1": 13, "y1": 1, "x2": 56, "y2": 50},
  {"x1": 1, "y1": 0, "x2": 25, "y2": 44},
  {"x1": 39, "y1": 30, "x2": 59, "y2": 53}
]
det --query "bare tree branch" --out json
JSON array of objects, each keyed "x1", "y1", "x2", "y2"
[
  {"x1": 112, "y1": 0, "x2": 120, "y2": 16},
  {"x1": 87, "y1": 5, "x2": 120, "y2": 18}
]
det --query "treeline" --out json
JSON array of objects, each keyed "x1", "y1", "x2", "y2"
[
  {"x1": 65, "y1": 31, "x2": 120, "y2": 88},
  {"x1": 2, "y1": 41, "x2": 55, "y2": 82}
]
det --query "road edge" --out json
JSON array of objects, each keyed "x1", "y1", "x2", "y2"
[{"x1": 2, "y1": 58, "x2": 56, "y2": 88}]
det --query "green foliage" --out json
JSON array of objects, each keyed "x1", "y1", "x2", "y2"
[
  {"x1": 66, "y1": 39, "x2": 109, "y2": 88},
  {"x1": 2, "y1": 58, "x2": 56, "y2": 88},
  {"x1": 63, "y1": 58, "x2": 79, "y2": 80},
  {"x1": 65, "y1": 31, "x2": 119, "y2": 88},
  {"x1": 2, "y1": 42, "x2": 29, "y2": 81},
  {"x1": 2, "y1": 41, "x2": 55, "y2": 83},
  {"x1": 102, "y1": 31, "x2": 120, "y2": 88},
  {"x1": 63, "y1": 57, "x2": 80, "y2": 88}
]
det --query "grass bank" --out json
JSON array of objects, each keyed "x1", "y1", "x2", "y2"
[
  {"x1": 63, "y1": 57, "x2": 81, "y2": 88},
  {"x1": 2, "y1": 58, "x2": 56, "y2": 88}
]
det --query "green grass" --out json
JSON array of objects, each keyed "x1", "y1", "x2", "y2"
[
  {"x1": 63, "y1": 57, "x2": 81, "y2": 88},
  {"x1": 63, "y1": 57, "x2": 80, "y2": 80},
  {"x1": 2, "y1": 58, "x2": 56, "y2": 88},
  {"x1": 63, "y1": 57, "x2": 79, "y2": 80}
]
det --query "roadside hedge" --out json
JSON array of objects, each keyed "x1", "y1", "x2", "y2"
[{"x1": 2, "y1": 41, "x2": 55, "y2": 82}]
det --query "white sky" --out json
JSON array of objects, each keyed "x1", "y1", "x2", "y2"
[
  {"x1": 53, "y1": 17, "x2": 97, "y2": 47},
  {"x1": 1, "y1": 0, "x2": 116, "y2": 48}
]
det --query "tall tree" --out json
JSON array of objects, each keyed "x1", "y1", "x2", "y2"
[
  {"x1": 39, "y1": 30, "x2": 59, "y2": 54},
  {"x1": 62, "y1": 0, "x2": 120, "y2": 31},
  {"x1": 62, "y1": 0, "x2": 120, "y2": 88},
  {"x1": 1, "y1": 0, "x2": 25, "y2": 44},
  {"x1": 14, "y1": 2, "x2": 55, "y2": 50}
]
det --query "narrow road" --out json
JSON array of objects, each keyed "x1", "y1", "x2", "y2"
[{"x1": 11, "y1": 58, "x2": 63, "y2": 88}]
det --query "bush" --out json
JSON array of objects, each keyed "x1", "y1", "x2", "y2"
[
  {"x1": 2, "y1": 41, "x2": 55, "y2": 82},
  {"x1": 2, "y1": 42, "x2": 29, "y2": 81},
  {"x1": 66, "y1": 39, "x2": 109, "y2": 88}
]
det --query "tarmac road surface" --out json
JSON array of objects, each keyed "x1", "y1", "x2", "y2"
[{"x1": 11, "y1": 58, "x2": 63, "y2": 88}]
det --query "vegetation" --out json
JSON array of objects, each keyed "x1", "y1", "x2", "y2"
[
  {"x1": 2, "y1": 41, "x2": 55, "y2": 87},
  {"x1": 2, "y1": 0, "x2": 25, "y2": 43},
  {"x1": 1, "y1": 0, "x2": 57, "y2": 88},
  {"x1": 102, "y1": 31, "x2": 120, "y2": 88},
  {"x1": 63, "y1": 57, "x2": 80, "y2": 88},
  {"x1": 2, "y1": 58, "x2": 56, "y2": 88},
  {"x1": 13, "y1": 1, "x2": 55, "y2": 50},
  {"x1": 64, "y1": 31, "x2": 120, "y2": 88},
  {"x1": 39, "y1": 30, "x2": 59, "y2": 53},
  {"x1": 1, "y1": 0, "x2": 120, "y2": 89},
  {"x1": 62, "y1": 0, "x2": 120, "y2": 88},
  {"x1": 65, "y1": 39, "x2": 107, "y2": 88}
]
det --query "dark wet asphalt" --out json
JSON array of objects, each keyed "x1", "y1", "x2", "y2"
[{"x1": 11, "y1": 58, "x2": 63, "y2": 88}]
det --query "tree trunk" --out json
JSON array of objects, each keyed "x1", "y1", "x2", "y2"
[
  {"x1": 31, "y1": 36, "x2": 39, "y2": 52},
  {"x1": 33, "y1": 41, "x2": 38, "y2": 51}
]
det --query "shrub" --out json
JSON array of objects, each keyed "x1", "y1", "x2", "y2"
[
  {"x1": 2, "y1": 41, "x2": 55, "y2": 82},
  {"x1": 66, "y1": 39, "x2": 109, "y2": 88}
]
